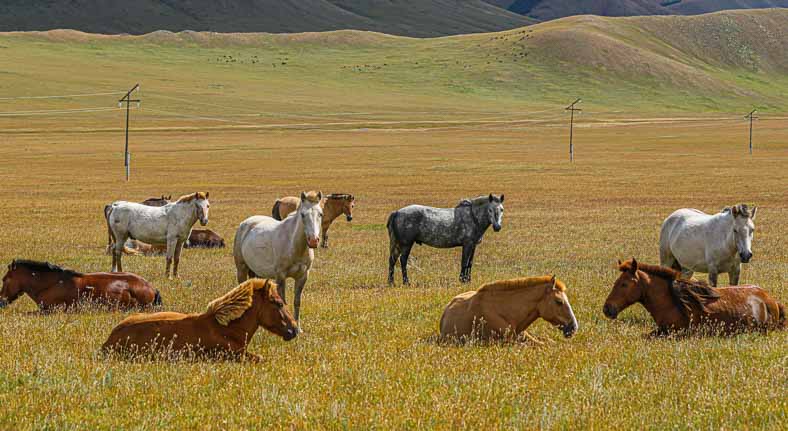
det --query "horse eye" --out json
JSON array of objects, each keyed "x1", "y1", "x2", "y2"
[{"x1": 555, "y1": 299, "x2": 563, "y2": 305}]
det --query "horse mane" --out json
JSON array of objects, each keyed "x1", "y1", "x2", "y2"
[
  {"x1": 206, "y1": 279, "x2": 275, "y2": 326},
  {"x1": 478, "y1": 275, "x2": 565, "y2": 293},
  {"x1": 326, "y1": 193, "x2": 353, "y2": 201},
  {"x1": 619, "y1": 260, "x2": 720, "y2": 317},
  {"x1": 722, "y1": 203, "x2": 752, "y2": 218},
  {"x1": 176, "y1": 192, "x2": 208, "y2": 203},
  {"x1": 11, "y1": 259, "x2": 82, "y2": 277},
  {"x1": 669, "y1": 279, "x2": 721, "y2": 316},
  {"x1": 303, "y1": 191, "x2": 321, "y2": 204},
  {"x1": 456, "y1": 195, "x2": 495, "y2": 208}
]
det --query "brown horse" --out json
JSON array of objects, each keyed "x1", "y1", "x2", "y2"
[
  {"x1": 0, "y1": 260, "x2": 161, "y2": 311},
  {"x1": 185, "y1": 228, "x2": 226, "y2": 248},
  {"x1": 604, "y1": 258, "x2": 786, "y2": 335},
  {"x1": 141, "y1": 195, "x2": 172, "y2": 207},
  {"x1": 102, "y1": 279, "x2": 297, "y2": 361},
  {"x1": 440, "y1": 275, "x2": 578, "y2": 343},
  {"x1": 272, "y1": 194, "x2": 355, "y2": 248}
]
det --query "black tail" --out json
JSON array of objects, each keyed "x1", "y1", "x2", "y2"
[
  {"x1": 387, "y1": 211, "x2": 399, "y2": 246},
  {"x1": 272, "y1": 200, "x2": 282, "y2": 221},
  {"x1": 779, "y1": 302, "x2": 786, "y2": 329},
  {"x1": 153, "y1": 289, "x2": 162, "y2": 306}
]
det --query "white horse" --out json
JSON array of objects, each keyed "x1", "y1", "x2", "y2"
[
  {"x1": 106, "y1": 192, "x2": 210, "y2": 278},
  {"x1": 659, "y1": 204, "x2": 757, "y2": 287},
  {"x1": 233, "y1": 191, "x2": 323, "y2": 329}
]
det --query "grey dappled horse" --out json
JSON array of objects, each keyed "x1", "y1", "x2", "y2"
[{"x1": 387, "y1": 194, "x2": 504, "y2": 285}]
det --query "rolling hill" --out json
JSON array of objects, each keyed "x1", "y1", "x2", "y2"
[{"x1": 0, "y1": 0, "x2": 536, "y2": 37}]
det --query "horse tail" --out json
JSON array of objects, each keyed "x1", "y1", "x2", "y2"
[
  {"x1": 272, "y1": 200, "x2": 282, "y2": 221},
  {"x1": 778, "y1": 302, "x2": 786, "y2": 329},
  {"x1": 153, "y1": 289, "x2": 163, "y2": 307},
  {"x1": 387, "y1": 211, "x2": 400, "y2": 248},
  {"x1": 104, "y1": 204, "x2": 116, "y2": 251}
]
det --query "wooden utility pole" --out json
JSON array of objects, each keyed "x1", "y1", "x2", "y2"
[
  {"x1": 566, "y1": 98, "x2": 582, "y2": 162},
  {"x1": 744, "y1": 109, "x2": 757, "y2": 155},
  {"x1": 119, "y1": 84, "x2": 140, "y2": 181}
]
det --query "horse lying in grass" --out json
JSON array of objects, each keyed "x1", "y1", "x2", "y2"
[
  {"x1": 440, "y1": 275, "x2": 578, "y2": 343},
  {"x1": 272, "y1": 193, "x2": 355, "y2": 248},
  {"x1": 185, "y1": 228, "x2": 226, "y2": 248},
  {"x1": 102, "y1": 279, "x2": 297, "y2": 361},
  {"x1": 140, "y1": 195, "x2": 172, "y2": 207},
  {"x1": 604, "y1": 258, "x2": 785, "y2": 335},
  {"x1": 0, "y1": 260, "x2": 161, "y2": 311}
]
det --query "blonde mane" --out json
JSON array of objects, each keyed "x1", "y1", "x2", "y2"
[
  {"x1": 176, "y1": 192, "x2": 209, "y2": 203},
  {"x1": 206, "y1": 279, "x2": 274, "y2": 326},
  {"x1": 303, "y1": 191, "x2": 321, "y2": 204},
  {"x1": 477, "y1": 275, "x2": 565, "y2": 293}
]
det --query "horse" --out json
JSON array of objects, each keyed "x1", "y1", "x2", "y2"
[
  {"x1": 234, "y1": 191, "x2": 323, "y2": 329},
  {"x1": 140, "y1": 195, "x2": 172, "y2": 207},
  {"x1": 660, "y1": 204, "x2": 757, "y2": 286},
  {"x1": 603, "y1": 258, "x2": 785, "y2": 335},
  {"x1": 272, "y1": 193, "x2": 355, "y2": 248},
  {"x1": 106, "y1": 192, "x2": 210, "y2": 278},
  {"x1": 387, "y1": 194, "x2": 504, "y2": 285},
  {"x1": 105, "y1": 239, "x2": 167, "y2": 256},
  {"x1": 102, "y1": 278, "x2": 297, "y2": 361},
  {"x1": 440, "y1": 275, "x2": 578, "y2": 343},
  {"x1": 1, "y1": 260, "x2": 161, "y2": 311},
  {"x1": 185, "y1": 228, "x2": 226, "y2": 249}
]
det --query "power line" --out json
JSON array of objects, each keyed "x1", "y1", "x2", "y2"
[
  {"x1": 0, "y1": 107, "x2": 124, "y2": 116},
  {"x1": 0, "y1": 91, "x2": 126, "y2": 101}
]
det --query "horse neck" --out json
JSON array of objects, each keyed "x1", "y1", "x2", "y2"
[
  {"x1": 639, "y1": 273, "x2": 688, "y2": 329},
  {"x1": 323, "y1": 199, "x2": 344, "y2": 224},
  {"x1": 716, "y1": 213, "x2": 737, "y2": 253},
  {"x1": 281, "y1": 212, "x2": 308, "y2": 253},
  {"x1": 173, "y1": 201, "x2": 199, "y2": 225},
  {"x1": 482, "y1": 286, "x2": 543, "y2": 328},
  {"x1": 221, "y1": 298, "x2": 263, "y2": 345},
  {"x1": 469, "y1": 205, "x2": 491, "y2": 234},
  {"x1": 19, "y1": 271, "x2": 70, "y2": 298}
]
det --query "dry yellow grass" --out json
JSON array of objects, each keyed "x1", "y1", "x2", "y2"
[{"x1": 0, "y1": 116, "x2": 786, "y2": 429}]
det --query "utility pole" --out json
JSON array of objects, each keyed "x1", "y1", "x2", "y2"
[
  {"x1": 566, "y1": 98, "x2": 581, "y2": 162},
  {"x1": 119, "y1": 84, "x2": 140, "y2": 181},
  {"x1": 744, "y1": 109, "x2": 757, "y2": 155}
]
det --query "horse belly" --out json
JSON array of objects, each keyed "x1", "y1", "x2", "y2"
[{"x1": 241, "y1": 234, "x2": 279, "y2": 278}]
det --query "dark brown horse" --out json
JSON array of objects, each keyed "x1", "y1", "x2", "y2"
[
  {"x1": 0, "y1": 260, "x2": 161, "y2": 311},
  {"x1": 185, "y1": 228, "x2": 225, "y2": 248},
  {"x1": 141, "y1": 195, "x2": 171, "y2": 207},
  {"x1": 604, "y1": 258, "x2": 785, "y2": 335},
  {"x1": 272, "y1": 193, "x2": 355, "y2": 248},
  {"x1": 102, "y1": 278, "x2": 296, "y2": 361}
]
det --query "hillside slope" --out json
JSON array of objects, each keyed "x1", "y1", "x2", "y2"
[{"x1": 0, "y1": 0, "x2": 536, "y2": 37}]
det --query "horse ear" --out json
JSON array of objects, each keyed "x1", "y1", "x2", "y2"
[
  {"x1": 205, "y1": 192, "x2": 209, "y2": 199},
  {"x1": 318, "y1": 191, "x2": 323, "y2": 200},
  {"x1": 751, "y1": 206, "x2": 757, "y2": 220},
  {"x1": 500, "y1": 194, "x2": 504, "y2": 203},
  {"x1": 617, "y1": 259, "x2": 622, "y2": 266},
  {"x1": 550, "y1": 275, "x2": 557, "y2": 289},
  {"x1": 300, "y1": 192, "x2": 307, "y2": 201},
  {"x1": 630, "y1": 257, "x2": 638, "y2": 274},
  {"x1": 731, "y1": 205, "x2": 740, "y2": 217},
  {"x1": 488, "y1": 193, "x2": 494, "y2": 202}
]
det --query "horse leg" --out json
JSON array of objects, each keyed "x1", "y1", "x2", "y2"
[
  {"x1": 467, "y1": 245, "x2": 477, "y2": 283},
  {"x1": 165, "y1": 237, "x2": 177, "y2": 279},
  {"x1": 293, "y1": 275, "x2": 308, "y2": 331},
  {"x1": 321, "y1": 223, "x2": 330, "y2": 249},
  {"x1": 172, "y1": 239, "x2": 185, "y2": 278},
  {"x1": 460, "y1": 244, "x2": 473, "y2": 283},
  {"x1": 729, "y1": 263, "x2": 741, "y2": 286},
  {"x1": 388, "y1": 243, "x2": 401, "y2": 285},
  {"x1": 707, "y1": 265, "x2": 719, "y2": 287},
  {"x1": 235, "y1": 261, "x2": 250, "y2": 283},
  {"x1": 400, "y1": 244, "x2": 413, "y2": 285},
  {"x1": 112, "y1": 233, "x2": 128, "y2": 273},
  {"x1": 276, "y1": 277, "x2": 287, "y2": 304}
]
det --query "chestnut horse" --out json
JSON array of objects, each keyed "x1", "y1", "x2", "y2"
[
  {"x1": 604, "y1": 258, "x2": 785, "y2": 335},
  {"x1": 272, "y1": 193, "x2": 355, "y2": 248},
  {"x1": 0, "y1": 260, "x2": 160, "y2": 310},
  {"x1": 141, "y1": 195, "x2": 172, "y2": 207},
  {"x1": 102, "y1": 279, "x2": 297, "y2": 361},
  {"x1": 440, "y1": 275, "x2": 578, "y2": 343},
  {"x1": 185, "y1": 228, "x2": 226, "y2": 248}
]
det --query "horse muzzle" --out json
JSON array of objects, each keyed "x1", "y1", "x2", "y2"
[
  {"x1": 283, "y1": 328, "x2": 298, "y2": 341},
  {"x1": 0, "y1": 298, "x2": 7, "y2": 308},
  {"x1": 199, "y1": 218, "x2": 208, "y2": 226},
  {"x1": 346, "y1": 215, "x2": 353, "y2": 222},
  {"x1": 603, "y1": 304, "x2": 618, "y2": 319},
  {"x1": 739, "y1": 252, "x2": 753, "y2": 263},
  {"x1": 307, "y1": 237, "x2": 320, "y2": 248},
  {"x1": 493, "y1": 224, "x2": 502, "y2": 232},
  {"x1": 560, "y1": 323, "x2": 577, "y2": 338}
]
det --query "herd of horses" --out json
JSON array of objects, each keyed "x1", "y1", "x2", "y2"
[{"x1": 0, "y1": 190, "x2": 784, "y2": 360}]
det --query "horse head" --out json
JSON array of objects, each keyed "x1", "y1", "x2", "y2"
[
  {"x1": 537, "y1": 275, "x2": 578, "y2": 337},
  {"x1": 0, "y1": 261, "x2": 25, "y2": 308},
  {"x1": 603, "y1": 258, "x2": 645, "y2": 319},
  {"x1": 342, "y1": 195, "x2": 355, "y2": 222},
  {"x1": 193, "y1": 192, "x2": 210, "y2": 226},
  {"x1": 486, "y1": 194, "x2": 505, "y2": 232},
  {"x1": 730, "y1": 204, "x2": 757, "y2": 263},
  {"x1": 299, "y1": 191, "x2": 323, "y2": 248},
  {"x1": 257, "y1": 280, "x2": 298, "y2": 340}
]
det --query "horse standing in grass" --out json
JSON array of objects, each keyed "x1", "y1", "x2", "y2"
[
  {"x1": 0, "y1": 260, "x2": 161, "y2": 310},
  {"x1": 234, "y1": 191, "x2": 323, "y2": 329},
  {"x1": 387, "y1": 194, "x2": 504, "y2": 284},
  {"x1": 102, "y1": 279, "x2": 297, "y2": 361},
  {"x1": 603, "y1": 258, "x2": 785, "y2": 335},
  {"x1": 660, "y1": 204, "x2": 757, "y2": 286},
  {"x1": 272, "y1": 193, "x2": 355, "y2": 248},
  {"x1": 141, "y1": 195, "x2": 172, "y2": 207},
  {"x1": 106, "y1": 192, "x2": 210, "y2": 278},
  {"x1": 440, "y1": 275, "x2": 578, "y2": 343}
]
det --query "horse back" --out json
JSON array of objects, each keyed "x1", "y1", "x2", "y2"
[
  {"x1": 706, "y1": 285, "x2": 784, "y2": 329},
  {"x1": 394, "y1": 205, "x2": 460, "y2": 247}
]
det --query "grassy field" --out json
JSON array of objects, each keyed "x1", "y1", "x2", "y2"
[{"x1": 1, "y1": 12, "x2": 787, "y2": 430}]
